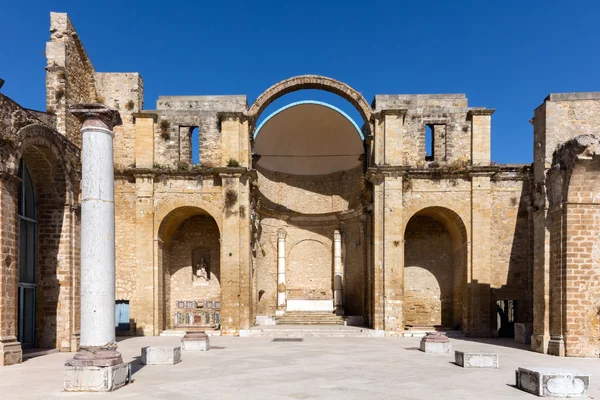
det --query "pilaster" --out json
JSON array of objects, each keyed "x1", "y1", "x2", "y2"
[
  {"x1": 0, "y1": 175, "x2": 22, "y2": 365},
  {"x1": 468, "y1": 109, "x2": 494, "y2": 166},
  {"x1": 133, "y1": 174, "x2": 155, "y2": 335},
  {"x1": 469, "y1": 172, "x2": 493, "y2": 336},
  {"x1": 133, "y1": 113, "x2": 156, "y2": 168},
  {"x1": 383, "y1": 175, "x2": 404, "y2": 334}
]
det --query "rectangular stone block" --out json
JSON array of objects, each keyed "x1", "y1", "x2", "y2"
[
  {"x1": 516, "y1": 367, "x2": 590, "y2": 398},
  {"x1": 181, "y1": 340, "x2": 210, "y2": 351},
  {"x1": 455, "y1": 351, "x2": 499, "y2": 368},
  {"x1": 514, "y1": 323, "x2": 533, "y2": 345},
  {"x1": 141, "y1": 346, "x2": 181, "y2": 365},
  {"x1": 64, "y1": 362, "x2": 130, "y2": 392},
  {"x1": 420, "y1": 341, "x2": 451, "y2": 353}
]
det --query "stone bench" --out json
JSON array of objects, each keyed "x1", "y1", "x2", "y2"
[
  {"x1": 454, "y1": 351, "x2": 499, "y2": 368},
  {"x1": 181, "y1": 331, "x2": 210, "y2": 351},
  {"x1": 420, "y1": 332, "x2": 451, "y2": 353},
  {"x1": 141, "y1": 346, "x2": 181, "y2": 365},
  {"x1": 516, "y1": 367, "x2": 591, "y2": 398}
]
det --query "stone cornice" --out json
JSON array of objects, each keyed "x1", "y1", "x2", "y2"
[
  {"x1": 132, "y1": 112, "x2": 158, "y2": 122},
  {"x1": 217, "y1": 111, "x2": 248, "y2": 121},
  {"x1": 467, "y1": 108, "x2": 495, "y2": 117},
  {"x1": 370, "y1": 109, "x2": 408, "y2": 121}
]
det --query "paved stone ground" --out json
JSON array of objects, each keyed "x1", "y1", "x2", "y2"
[{"x1": 1, "y1": 336, "x2": 598, "y2": 399}]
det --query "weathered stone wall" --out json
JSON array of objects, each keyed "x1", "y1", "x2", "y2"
[
  {"x1": 0, "y1": 92, "x2": 80, "y2": 362},
  {"x1": 254, "y1": 166, "x2": 366, "y2": 317},
  {"x1": 45, "y1": 12, "x2": 98, "y2": 146},
  {"x1": 404, "y1": 215, "x2": 454, "y2": 327},
  {"x1": 151, "y1": 96, "x2": 248, "y2": 169},
  {"x1": 257, "y1": 166, "x2": 363, "y2": 214},
  {"x1": 490, "y1": 178, "x2": 533, "y2": 325},
  {"x1": 563, "y1": 157, "x2": 600, "y2": 356},
  {"x1": 373, "y1": 94, "x2": 476, "y2": 165},
  {"x1": 95, "y1": 73, "x2": 143, "y2": 168},
  {"x1": 115, "y1": 178, "x2": 136, "y2": 300}
]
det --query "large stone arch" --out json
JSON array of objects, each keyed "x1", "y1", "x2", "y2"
[
  {"x1": 155, "y1": 203, "x2": 222, "y2": 243},
  {"x1": 247, "y1": 75, "x2": 372, "y2": 128},
  {"x1": 16, "y1": 124, "x2": 80, "y2": 204},
  {"x1": 403, "y1": 206, "x2": 468, "y2": 330},
  {"x1": 9, "y1": 124, "x2": 80, "y2": 351},
  {"x1": 157, "y1": 206, "x2": 222, "y2": 332}
]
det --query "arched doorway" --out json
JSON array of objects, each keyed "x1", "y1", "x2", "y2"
[
  {"x1": 158, "y1": 207, "x2": 221, "y2": 331},
  {"x1": 15, "y1": 130, "x2": 75, "y2": 351},
  {"x1": 250, "y1": 77, "x2": 371, "y2": 324},
  {"x1": 404, "y1": 207, "x2": 468, "y2": 331}
]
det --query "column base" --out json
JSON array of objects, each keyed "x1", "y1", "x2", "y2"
[
  {"x1": 547, "y1": 337, "x2": 565, "y2": 357},
  {"x1": 531, "y1": 334, "x2": 550, "y2": 354},
  {"x1": 64, "y1": 343, "x2": 129, "y2": 392},
  {"x1": 0, "y1": 336, "x2": 22, "y2": 366},
  {"x1": 64, "y1": 362, "x2": 130, "y2": 392}
]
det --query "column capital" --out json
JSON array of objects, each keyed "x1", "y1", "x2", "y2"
[
  {"x1": 70, "y1": 103, "x2": 122, "y2": 131},
  {"x1": 277, "y1": 228, "x2": 287, "y2": 240}
]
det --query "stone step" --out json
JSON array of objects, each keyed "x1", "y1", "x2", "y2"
[
  {"x1": 240, "y1": 327, "x2": 384, "y2": 338},
  {"x1": 402, "y1": 329, "x2": 465, "y2": 338}
]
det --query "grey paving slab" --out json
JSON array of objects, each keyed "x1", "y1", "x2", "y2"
[{"x1": 0, "y1": 336, "x2": 598, "y2": 399}]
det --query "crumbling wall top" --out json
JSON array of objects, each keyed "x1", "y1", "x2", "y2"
[{"x1": 156, "y1": 95, "x2": 247, "y2": 112}]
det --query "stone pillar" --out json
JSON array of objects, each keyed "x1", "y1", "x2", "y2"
[
  {"x1": 276, "y1": 229, "x2": 287, "y2": 315},
  {"x1": 333, "y1": 230, "x2": 344, "y2": 314},
  {"x1": 65, "y1": 104, "x2": 128, "y2": 392},
  {"x1": 0, "y1": 174, "x2": 22, "y2": 366},
  {"x1": 469, "y1": 173, "x2": 493, "y2": 337},
  {"x1": 179, "y1": 126, "x2": 192, "y2": 164}
]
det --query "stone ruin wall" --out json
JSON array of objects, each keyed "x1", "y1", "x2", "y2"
[
  {"x1": 45, "y1": 13, "x2": 98, "y2": 147},
  {"x1": 254, "y1": 166, "x2": 366, "y2": 317},
  {"x1": 373, "y1": 94, "x2": 473, "y2": 166}
]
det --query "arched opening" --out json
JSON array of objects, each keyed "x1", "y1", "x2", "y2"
[
  {"x1": 404, "y1": 207, "x2": 467, "y2": 331},
  {"x1": 158, "y1": 207, "x2": 221, "y2": 331},
  {"x1": 17, "y1": 135, "x2": 71, "y2": 351},
  {"x1": 251, "y1": 77, "x2": 370, "y2": 325}
]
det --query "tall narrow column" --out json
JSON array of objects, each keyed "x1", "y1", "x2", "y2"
[
  {"x1": 333, "y1": 230, "x2": 344, "y2": 315},
  {"x1": 65, "y1": 104, "x2": 128, "y2": 392},
  {"x1": 276, "y1": 229, "x2": 286, "y2": 315}
]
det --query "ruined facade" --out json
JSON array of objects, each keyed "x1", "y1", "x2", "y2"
[{"x1": 0, "y1": 13, "x2": 599, "y2": 365}]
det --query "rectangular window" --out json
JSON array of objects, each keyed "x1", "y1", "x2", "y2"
[{"x1": 425, "y1": 124, "x2": 434, "y2": 161}]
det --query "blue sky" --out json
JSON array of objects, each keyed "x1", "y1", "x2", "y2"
[{"x1": 2, "y1": 0, "x2": 599, "y2": 164}]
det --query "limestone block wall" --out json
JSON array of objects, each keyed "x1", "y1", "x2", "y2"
[
  {"x1": 114, "y1": 178, "x2": 136, "y2": 301},
  {"x1": 254, "y1": 166, "x2": 366, "y2": 317},
  {"x1": 533, "y1": 93, "x2": 600, "y2": 182},
  {"x1": 95, "y1": 73, "x2": 144, "y2": 168},
  {"x1": 151, "y1": 95, "x2": 248, "y2": 169},
  {"x1": 256, "y1": 166, "x2": 363, "y2": 214},
  {"x1": 489, "y1": 178, "x2": 533, "y2": 325},
  {"x1": 373, "y1": 94, "x2": 475, "y2": 166},
  {"x1": 404, "y1": 215, "x2": 454, "y2": 327},
  {"x1": 563, "y1": 159, "x2": 600, "y2": 357},
  {"x1": 45, "y1": 12, "x2": 98, "y2": 146}
]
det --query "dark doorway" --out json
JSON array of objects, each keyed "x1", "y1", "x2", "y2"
[{"x1": 496, "y1": 300, "x2": 516, "y2": 338}]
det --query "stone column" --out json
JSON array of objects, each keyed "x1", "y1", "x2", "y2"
[
  {"x1": 276, "y1": 229, "x2": 287, "y2": 315},
  {"x1": 333, "y1": 230, "x2": 344, "y2": 314},
  {"x1": 65, "y1": 104, "x2": 128, "y2": 392}
]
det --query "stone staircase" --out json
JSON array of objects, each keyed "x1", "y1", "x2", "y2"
[
  {"x1": 275, "y1": 311, "x2": 345, "y2": 325},
  {"x1": 240, "y1": 325, "x2": 384, "y2": 338}
]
